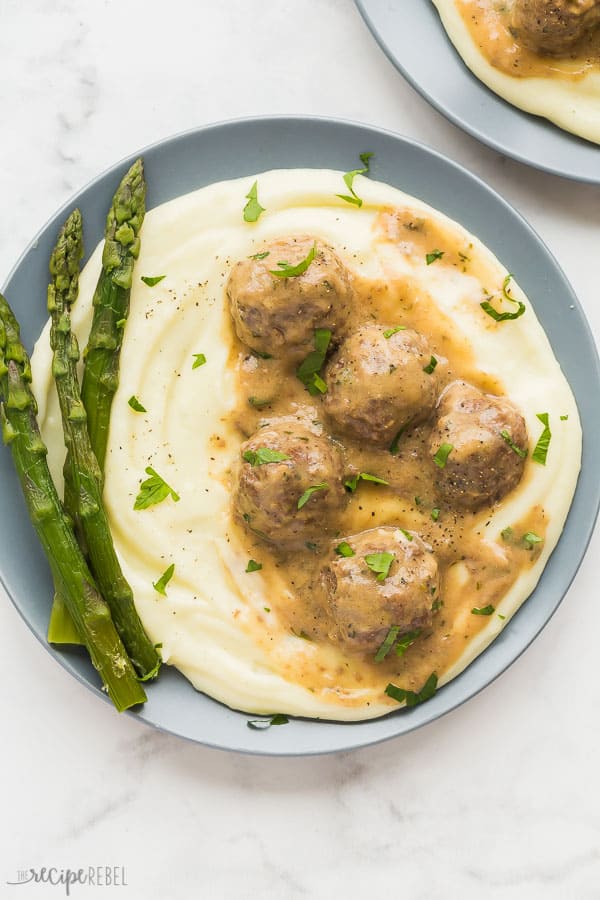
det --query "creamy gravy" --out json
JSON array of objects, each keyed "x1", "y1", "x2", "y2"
[
  {"x1": 225, "y1": 208, "x2": 545, "y2": 698},
  {"x1": 458, "y1": 0, "x2": 600, "y2": 80}
]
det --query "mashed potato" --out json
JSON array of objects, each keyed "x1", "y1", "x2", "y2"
[{"x1": 30, "y1": 169, "x2": 581, "y2": 720}]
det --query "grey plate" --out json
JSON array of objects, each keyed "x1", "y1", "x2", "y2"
[
  {"x1": 1, "y1": 117, "x2": 599, "y2": 755},
  {"x1": 356, "y1": 0, "x2": 600, "y2": 183}
]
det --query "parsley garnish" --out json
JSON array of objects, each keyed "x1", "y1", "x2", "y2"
[
  {"x1": 128, "y1": 395, "x2": 146, "y2": 413},
  {"x1": 431, "y1": 507, "x2": 440, "y2": 522},
  {"x1": 247, "y1": 714, "x2": 289, "y2": 730},
  {"x1": 243, "y1": 181, "x2": 265, "y2": 223},
  {"x1": 296, "y1": 327, "x2": 332, "y2": 395},
  {"x1": 560, "y1": 414, "x2": 569, "y2": 421},
  {"x1": 500, "y1": 429, "x2": 527, "y2": 458},
  {"x1": 423, "y1": 356, "x2": 438, "y2": 374},
  {"x1": 248, "y1": 396, "x2": 272, "y2": 408},
  {"x1": 433, "y1": 443, "x2": 454, "y2": 468},
  {"x1": 270, "y1": 242, "x2": 317, "y2": 278},
  {"x1": 335, "y1": 541, "x2": 355, "y2": 558},
  {"x1": 297, "y1": 482, "x2": 329, "y2": 509},
  {"x1": 501, "y1": 526, "x2": 514, "y2": 542},
  {"x1": 532, "y1": 413, "x2": 551, "y2": 465},
  {"x1": 134, "y1": 467, "x2": 180, "y2": 510},
  {"x1": 385, "y1": 672, "x2": 438, "y2": 706},
  {"x1": 399, "y1": 528, "x2": 413, "y2": 541},
  {"x1": 395, "y1": 629, "x2": 421, "y2": 658},
  {"x1": 246, "y1": 559, "x2": 263, "y2": 573},
  {"x1": 472, "y1": 604, "x2": 495, "y2": 616},
  {"x1": 426, "y1": 250, "x2": 444, "y2": 265},
  {"x1": 383, "y1": 325, "x2": 406, "y2": 339},
  {"x1": 141, "y1": 275, "x2": 166, "y2": 287},
  {"x1": 243, "y1": 447, "x2": 290, "y2": 466},
  {"x1": 389, "y1": 426, "x2": 405, "y2": 456},
  {"x1": 192, "y1": 353, "x2": 207, "y2": 369},
  {"x1": 374, "y1": 626, "x2": 400, "y2": 662},
  {"x1": 153, "y1": 563, "x2": 175, "y2": 596},
  {"x1": 337, "y1": 151, "x2": 373, "y2": 207},
  {"x1": 523, "y1": 531, "x2": 543, "y2": 549},
  {"x1": 480, "y1": 274, "x2": 525, "y2": 322},
  {"x1": 344, "y1": 471, "x2": 389, "y2": 492},
  {"x1": 248, "y1": 250, "x2": 270, "y2": 260},
  {"x1": 365, "y1": 551, "x2": 395, "y2": 582}
]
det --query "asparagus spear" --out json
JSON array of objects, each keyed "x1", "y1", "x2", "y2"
[
  {"x1": 81, "y1": 158, "x2": 146, "y2": 471},
  {"x1": 0, "y1": 293, "x2": 146, "y2": 711},
  {"x1": 49, "y1": 210, "x2": 160, "y2": 680}
]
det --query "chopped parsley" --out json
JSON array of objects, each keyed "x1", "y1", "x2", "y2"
[
  {"x1": 389, "y1": 426, "x2": 405, "y2": 456},
  {"x1": 560, "y1": 414, "x2": 569, "y2": 421},
  {"x1": 248, "y1": 396, "x2": 272, "y2": 409},
  {"x1": 153, "y1": 563, "x2": 175, "y2": 596},
  {"x1": 501, "y1": 526, "x2": 514, "y2": 542},
  {"x1": 134, "y1": 467, "x2": 180, "y2": 510},
  {"x1": 433, "y1": 442, "x2": 454, "y2": 468},
  {"x1": 128, "y1": 395, "x2": 146, "y2": 413},
  {"x1": 385, "y1": 672, "x2": 438, "y2": 706},
  {"x1": 192, "y1": 353, "x2": 207, "y2": 369},
  {"x1": 395, "y1": 630, "x2": 421, "y2": 658},
  {"x1": 297, "y1": 482, "x2": 329, "y2": 510},
  {"x1": 423, "y1": 356, "x2": 438, "y2": 374},
  {"x1": 523, "y1": 531, "x2": 543, "y2": 549},
  {"x1": 431, "y1": 507, "x2": 440, "y2": 522},
  {"x1": 242, "y1": 180, "x2": 265, "y2": 223},
  {"x1": 374, "y1": 626, "x2": 401, "y2": 662},
  {"x1": 365, "y1": 551, "x2": 395, "y2": 582},
  {"x1": 248, "y1": 250, "x2": 270, "y2": 260},
  {"x1": 270, "y1": 242, "x2": 317, "y2": 278},
  {"x1": 243, "y1": 447, "x2": 290, "y2": 466},
  {"x1": 141, "y1": 275, "x2": 166, "y2": 287},
  {"x1": 247, "y1": 714, "x2": 289, "y2": 730},
  {"x1": 383, "y1": 325, "x2": 406, "y2": 339},
  {"x1": 399, "y1": 528, "x2": 413, "y2": 541},
  {"x1": 480, "y1": 274, "x2": 525, "y2": 322},
  {"x1": 426, "y1": 249, "x2": 444, "y2": 265},
  {"x1": 336, "y1": 151, "x2": 373, "y2": 207},
  {"x1": 471, "y1": 604, "x2": 495, "y2": 616},
  {"x1": 246, "y1": 559, "x2": 263, "y2": 573},
  {"x1": 344, "y1": 471, "x2": 389, "y2": 492},
  {"x1": 335, "y1": 541, "x2": 355, "y2": 558},
  {"x1": 532, "y1": 413, "x2": 551, "y2": 465},
  {"x1": 500, "y1": 429, "x2": 527, "y2": 458},
  {"x1": 296, "y1": 327, "x2": 332, "y2": 395}
]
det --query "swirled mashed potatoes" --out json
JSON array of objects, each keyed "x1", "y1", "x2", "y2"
[
  {"x1": 31, "y1": 169, "x2": 581, "y2": 720},
  {"x1": 433, "y1": 0, "x2": 600, "y2": 144}
]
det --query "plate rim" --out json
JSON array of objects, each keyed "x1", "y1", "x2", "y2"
[
  {"x1": 354, "y1": 0, "x2": 600, "y2": 184},
  {"x1": 1, "y1": 113, "x2": 599, "y2": 756}
]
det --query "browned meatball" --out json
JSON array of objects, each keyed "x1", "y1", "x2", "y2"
[
  {"x1": 234, "y1": 420, "x2": 347, "y2": 549},
  {"x1": 429, "y1": 381, "x2": 528, "y2": 510},
  {"x1": 511, "y1": 0, "x2": 600, "y2": 55},
  {"x1": 227, "y1": 236, "x2": 352, "y2": 360},
  {"x1": 323, "y1": 325, "x2": 439, "y2": 446},
  {"x1": 321, "y1": 526, "x2": 439, "y2": 654}
]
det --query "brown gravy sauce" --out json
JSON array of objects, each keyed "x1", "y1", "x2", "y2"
[
  {"x1": 219, "y1": 210, "x2": 546, "y2": 703},
  {"x1": 457, "y1": 0, "x2": 600, "y2": 80}
]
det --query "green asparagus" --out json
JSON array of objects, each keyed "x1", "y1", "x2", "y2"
[
  {"x1": 0, "y1": 293, "x2": 146, "y2": 711},
  {"x1": 49, "y1": 210, "x2": 160, "y2": 679},
  {"x1": 80, "y1": 158, "x2": 146, "y2": 471}
]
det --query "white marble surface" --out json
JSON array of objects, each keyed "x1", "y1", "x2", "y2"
[{"x1": 1, "y1": 1, "x2": 599, "y2": 897}]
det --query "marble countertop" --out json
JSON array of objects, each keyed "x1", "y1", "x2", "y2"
[{"x1": 1, "y1": 1, "x2": 599, "y2": 897}]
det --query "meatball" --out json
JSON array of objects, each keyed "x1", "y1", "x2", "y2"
[
  {"x1": 227, "y1": 236, "x2": 352, "y2": 359},
  {"x1": 321, "y1": 526, "x2": 439, "y2": 654},
  {"x1": 234, "y1": 420, "x2": 347, "y2": 549},
  {"x1": 323, "y1": 325, "x2": 439, "y2": 446},
  {"x1": 511, "y1": 0, "x2": 600, "y2": 56},
  {"x1": 429, "y1": 381, "x2": 528, "y2": 510}
]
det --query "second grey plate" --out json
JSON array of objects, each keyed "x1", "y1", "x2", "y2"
[{"x1": 356, "y1": 0, "x2": 600, "y2": 183}]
